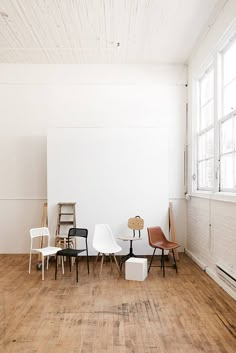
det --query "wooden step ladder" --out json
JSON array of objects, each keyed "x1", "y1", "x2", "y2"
[
  {"x1": 55, "y1": 202, "x2": 76, "y2": 247},
  {"x1": 38, "y1": 202, "x2": 48, "y2": 261},
  {"x1": 168, "y1": 201, "x2": 179, "y2": 261}
]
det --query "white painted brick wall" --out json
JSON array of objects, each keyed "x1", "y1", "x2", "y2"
[
  {"x1": 187, "y1": 0, "x2": 236, "y2": 299},
  {"x1": 187, "y1": 197, "x2": 236, "y2": 278}
]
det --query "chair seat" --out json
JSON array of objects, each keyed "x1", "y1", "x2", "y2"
[
  {"x1": 117, "y1": 236, "x2": 142, "y2": 241},
  {"x1": 33, "y1": 246, "x2": 62, "y2": 256},
  {"x1": 57, "y1": 248, "x2": 86, "y2": 257},
  {"x1": 95, "y1": 244, "x2": 122, "y2": 254},
  {"x1": 151, "y1": 241, "x2": 179, "y2": 250}
]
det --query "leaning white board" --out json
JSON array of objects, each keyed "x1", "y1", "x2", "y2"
[{"x1": 47, "y1": 127, "x2": 168, "y2": 255}]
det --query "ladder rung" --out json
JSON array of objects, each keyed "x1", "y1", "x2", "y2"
[
  {"x1": 59, "y1": 213, "x2": 74, "y2": 215},
  {"x1": 59, "y1": 221, "x2": 74, "y2": 225},
  {"x1": 58, "y1": 202, "x2": 76, "y2": 206}
]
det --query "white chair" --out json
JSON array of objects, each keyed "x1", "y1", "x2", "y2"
[
  {"x1": 118, "y1": 216, "x2": 144, "y2": 271},
  {"x1": 29, "y1": 227, "x2": 64, "y2": 280},
  {"x1": 92, "y1": 224, "x2": 121, "y2": 276}
]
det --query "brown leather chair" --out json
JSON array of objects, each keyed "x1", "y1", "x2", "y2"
[{"x1": 147, "y1": 226, "x2": 180, "y2": 277}]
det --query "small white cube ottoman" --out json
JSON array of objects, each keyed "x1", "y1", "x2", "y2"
[{"x1": 125, "y1": 257, "x2": 147, "y2": 281}]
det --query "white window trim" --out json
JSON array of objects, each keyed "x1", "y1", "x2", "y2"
[
  {"x1": 191, "y1": 21, "x2": 236, "y2": 201},
  {"x1": 219, "y1": 112, "x2": 236, "y2": 192},
  {"x1": 195, "y1": 65, "x2": 215, "y2": 192},
  {"x1": 219, "y1": 37, "x2": 236, "y2": 192},
  {"x1": 190, "y1": 190, "x2": 236, "y2": 203}
]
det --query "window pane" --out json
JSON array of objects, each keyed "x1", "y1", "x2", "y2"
[
  {"x1": 221, "y1": 118, "x2": 234, "y2": 154},
  {"x1": 235, "y1": 117, "x2": 236, "y2": 148},
  {"x1": 223, "y1": 40, "x2": 236, "y2": 86},
  {"x1": 220, "y1": 154, "x2": 234, "y2": 189},
  {"x1": 200, "y1": 100, "x2": 214, "y2": 130},
  {"x1": 198, "y1": 134, "x2": 205, "y2": 160},
  {"x1": 198, "y1": 159, "x2": 214, "y2": 189},
  {"x1": 235, "y1": 153, "x2": 236, "y2": 188},
  {"x1": 223, "y1": 78, "x2": 236, "y2": 115},
  {"x1": 198, "y1": 129, "x2": 214, "y2": 160},
  {"x1": 200, "y1": 68, "x2": 214, "y2": 106}
]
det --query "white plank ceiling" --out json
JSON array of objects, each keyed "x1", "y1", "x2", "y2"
[{"x1": 0, "y1": 0, "x2": 225, "y2": 64}]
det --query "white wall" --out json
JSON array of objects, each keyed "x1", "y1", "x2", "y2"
[
  {"x1": 48, "y1": 127, "x2": 169, "y2": 255},
  {"x1": 0, "y1": 64, "x2": 187, "y2": 253},
  {"x1": 187, "y1": 0, "x2": 236, "y2": 299}
]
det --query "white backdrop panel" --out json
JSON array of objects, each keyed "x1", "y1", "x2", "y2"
[{"x1": 47, "y1": 127, "x2": 168, "y2": 255}]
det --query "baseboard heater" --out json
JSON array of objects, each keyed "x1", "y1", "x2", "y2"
[{"x1": 216, "y1": 264, "x2": 236, "y2": 290}]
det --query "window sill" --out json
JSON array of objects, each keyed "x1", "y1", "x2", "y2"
[{"x1": 190, "y1": 191, "x2": 236, "y2": 203}]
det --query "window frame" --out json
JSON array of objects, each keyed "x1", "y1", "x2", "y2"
[
  {"x1": 195, "y1": 66, "x2": 215, "y2": 192},
  {"x1": 219, "y1": 38, "x2": 236, "y2": 192},
  {"x1": 192, "y1": 31, "x2": 236, "y2": 196},
  {"x1": 219, "y1": 112, "x2": 236, "y2": 192}
]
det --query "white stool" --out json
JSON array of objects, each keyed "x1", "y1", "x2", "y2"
[{"x1": 125, "y1": 257, "x2": 147, "y2": 281}]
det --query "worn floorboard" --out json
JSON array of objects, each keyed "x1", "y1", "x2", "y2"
[{"x1": 0, "y1": 254, "x2": 235, "y2": 353}]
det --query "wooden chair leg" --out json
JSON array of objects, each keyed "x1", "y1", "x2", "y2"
[
  {"x1": 94, "y1": 252, "x2": 100, "y2": 272},
  {"x1": 29, "y1": 252, "x2": 32, "y2": 274},
  {"x1": 109, "y1": 254, "x2": 113, "y2": 272},
  {"x1": 42, "y1": 255, "x2": 44, "y2": 281},
  {"x1": 113, "y1": 254, "x2": 120, "y2": 275},
  {"x1": 99, "y1": 254, "x2": 104, "y2": 277}
]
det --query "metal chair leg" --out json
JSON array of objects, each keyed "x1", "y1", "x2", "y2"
[
  {"x1": 55, "y1": 254, "x2": 58, "y2": 280},
  {"x1": 61, "y1": 256, "x2": 64, "y2": 275},
  {"x1": 162, "y1": 249, "x2": 165, "y2": 277},
  {"x1": 160, "y1": 252, "x2": 163, "y2": 269},
  {"x1": 148, "y1": 248, "x2": 156, "y2": 272},
  {"x1": 69, "y1": 257, "x2": 72, "y2": 272},
  {"x1": 86, "y1": 243, "x2": 89, "y2": 274},
  {"x1": 76, "y1": 257, "x2": 78, "y2": 282}
]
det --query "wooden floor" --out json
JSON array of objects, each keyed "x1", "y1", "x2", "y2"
[{"x1": 0, "y1": 254, "x2": 235, "y2": 353}]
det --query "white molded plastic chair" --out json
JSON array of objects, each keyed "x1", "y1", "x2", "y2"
[
  {"x1": 29, "y1": 227, "x2": 64, "y2": 280},
  {"x1": 92, "y1": 224, "x2": 121, "y2": 276}
]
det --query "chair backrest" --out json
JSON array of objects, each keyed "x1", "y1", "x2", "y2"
[
  {"x1": 67, "y1": 228, "x2": 88, "y2": 249},
  {"x1": 147, "y1": 226, "x2": 167, "y2": 247},
  {"x1": 30, "y1": 227, "x2": 50, "y2": 249},
  {"x1": 68, "y1": 228, "x2": 88, "y2": 238},
  {"x1": 92, "y1": 224, "x2": 117, "y2": 252},
  {"x1": 128, "y1": 216, "x2": 144, "y2": 237}
]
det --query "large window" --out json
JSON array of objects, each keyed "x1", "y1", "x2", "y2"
[
  {"x1": 220, "y1": 40, "x2": 236, "y2": 191},
  {"x1": 195, "y1": 35, "x2": 236, "y2": 193},
  {"x1": 197, "y1": 68, "x2": 214, "y2": 190}
]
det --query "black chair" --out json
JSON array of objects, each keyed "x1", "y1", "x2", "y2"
[{"x1": 55, "y1": 228, "x2": 89, "y2": 282}]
